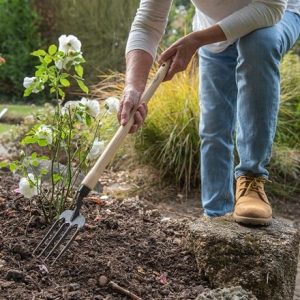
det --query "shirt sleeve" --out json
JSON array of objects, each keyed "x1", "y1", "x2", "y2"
[
  {"x1": 125, "y1": 0, "x2": 173, "y2": 59},
  {"x1": 217, "y1": 0, "x2": 288, "y2": 41}
]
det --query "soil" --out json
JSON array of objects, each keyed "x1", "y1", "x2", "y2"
[
  {"x1": 0, "y1": 164, "x2": 299, "y2": 300},
  {"x1": 0, "y1": 169, "x2": 206, "y2": 300}
]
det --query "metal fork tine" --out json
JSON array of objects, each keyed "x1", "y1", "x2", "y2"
[
  {"x1": 33, "y1": 218, "x2": 61, "y2": 255},
  {"x1": 45, "y1": 224, "x2": 73, "y2": 260},
  {"x1": 38, "y1": 222, "x2": 67, "y2": 257},
  {"x1": 51, "y1": 229, "x2": 80, "y2": 265},
  {"x1": 34, "y1": 209, "x2": 86, "y2": 263}
]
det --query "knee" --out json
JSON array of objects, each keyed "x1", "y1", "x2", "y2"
[{"x1": 238, "y1": 28, "x2": 282, "y2": 62}]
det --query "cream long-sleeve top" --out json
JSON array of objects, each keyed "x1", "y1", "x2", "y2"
[{"x1": 126, "y1": 0, "x2": 300, "y2": 56}]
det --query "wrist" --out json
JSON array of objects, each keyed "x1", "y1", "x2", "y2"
[
  {"x1": 188, "y1": 32, "x2": 205, "y2": 49},
  {"x1": 124, "y1": 84, "x2": 145, "y2": 94}
]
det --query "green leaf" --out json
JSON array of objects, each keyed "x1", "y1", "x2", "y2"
[
  {"x1": 60, "y1": 78, "x2": 70, "y2": 87},
  {"x1": 75, "y1": 65, "x2": 83, "y2": 78},
  {"x1": 61, "y1": 73, "x2": 69, "y2": 78},
  {"x1": 31, "y1": 160, "x2": 39, "y2": 167},
  {"x1": 50, "y1": 87, "x2": 56, "y2": 94},
  {"x1": 21, "y1": 136, "x2": 37, "y2": 145},
  {"x1": 35, "y1": 67, "x2": 46, "y2": 77},
  {"x1": 44, "y1": 55, "x2": 53, "y2": 64},
  {"x1": 40, "y1": 168, "x2": 48, "y2": 175},
  {"x1": 76, "y1": 79, "x2": 89, "y2": 94},
  {"x1": 31, "y1": 49, "x2": 47, "y2": 57},
  {"x1": 31, "y1": 152, "x2": 37, "y2": 159},
  {"x1": 9, "y1": 163, "x2": 17, "y2": 172},
  {"x1": 39, "y1": 155, "x2": 49, "y2": 160},
  {"x1": 85, "y1": 114, "x2": 92, "y2": 126},
  {"x1": 37, "y1": 139, "x2": 48, "y2": 147},
  {"x1": 48, "y1": 44, "x2": 57, "y2": 55},
  {"x1": 24, "y1": 90, "x2": 31, "y2": 97},
  {"x1": 53, "y1": 173, "x2": 63, "y2": 184},
  {"x1": 58, "y1": 88, "x2": 65, "y2": 99},
  {"x1": 0, "y1": 161, "x2": 8, "y2": 168}
]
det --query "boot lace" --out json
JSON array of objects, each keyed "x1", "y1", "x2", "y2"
[{"x1": 239, "y1": 176, "x2": 271, "y2": 203}]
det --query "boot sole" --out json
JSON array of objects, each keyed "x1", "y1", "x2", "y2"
[{"x1": 233, "y1": 213, "x2": 272, "y2": 226}]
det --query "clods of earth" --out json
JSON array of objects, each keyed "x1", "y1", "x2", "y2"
[
  {"x1": 0, "y1": 166, "x2": 299, "y2": 300},
  {"x1": 0, "y1": 170, "x2": 208, "y2": 299}
]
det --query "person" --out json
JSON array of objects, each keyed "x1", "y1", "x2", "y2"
[{"x1": 117, "y1": 0, "x2": 300, "y2": 225}]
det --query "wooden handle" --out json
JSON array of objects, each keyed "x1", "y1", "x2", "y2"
[{"x1": 82, "y1": 61, "x2": 171, "y2": 189}]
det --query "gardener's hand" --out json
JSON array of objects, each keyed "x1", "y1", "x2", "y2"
[
  {"x1": 117, "y1": 87, "x2": 148, "y2": 134},
  {"x1": 158, "y1": 33, "x2": 199, "y2": 81}
]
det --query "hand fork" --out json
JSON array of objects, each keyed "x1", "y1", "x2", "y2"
[{"x1": 33, "y1": 61, "x2": 171, "y2": 265}]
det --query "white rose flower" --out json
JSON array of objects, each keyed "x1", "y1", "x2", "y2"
[
  {"x1": 58, "y1": 34, "x2": 82, "y2": 54},
  {"x1": 23, "y1": 77, "x2": 44, "y2": 93},
  {"x1": 105, "y1": 97, "x2": 120, "y2": 113},
  {"x1": 81, "y1": 97, "x2": 100, "y2": 118},
  {"x1": 35, "y1": 125, "x2": 53, "y2": 144},
  {"x1": 61, "y1": 100, "x2": 81, "y2": 115},
  {"x1": 19, "y1": 173, "x2": 38, "y2": 198},
  {"x1": 87, "y1": 138, "x2": 105, "y2": 160}
]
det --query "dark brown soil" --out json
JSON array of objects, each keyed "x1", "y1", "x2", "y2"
[
  {"x1": 0, "y1": 170, "x2": 206, "y2": 300},
  {"x1": 0, "y1": 163, "x2": 299, "y2": 300}
]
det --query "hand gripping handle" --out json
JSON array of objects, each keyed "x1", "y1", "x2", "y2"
[{"x1": 82, "y1": 61, "x2": 171, "y2": 190}]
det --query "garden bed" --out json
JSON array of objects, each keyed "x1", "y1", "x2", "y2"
[
  {"x1": 0, "y1": 166, "x2": 299, "y2": 299},
  {"x1": 0, "y1": 170, "x2": 207, "y2": 299}
]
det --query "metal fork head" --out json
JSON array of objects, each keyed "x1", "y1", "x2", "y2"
[{"x1": 33, "y1": 210, "x2": 85, "y2": 265}]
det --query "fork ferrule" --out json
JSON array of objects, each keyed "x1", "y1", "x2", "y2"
[{"x1": 71, "y1": 185, "x2": 91, "y2": 221}]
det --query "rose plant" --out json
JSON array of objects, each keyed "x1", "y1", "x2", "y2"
[{"x1": 1, "y1": 35, "x2": 119, "y2": 221}]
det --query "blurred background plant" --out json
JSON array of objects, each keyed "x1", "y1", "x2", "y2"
[
  {"x1": 34, "y1": 0, "x2": 140, "y2": 86},
  {"x1": 0, "y1": 0, "x2": 43, "y2": 102}
]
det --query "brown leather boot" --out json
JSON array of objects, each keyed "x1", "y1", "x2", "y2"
[{"x1": 233, "y1": 176, "x2": 272, "y2": 225}]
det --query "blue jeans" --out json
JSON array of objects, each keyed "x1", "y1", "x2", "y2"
[{"x1": 199, "y1": 11, "x2": 300, "y2": 217}]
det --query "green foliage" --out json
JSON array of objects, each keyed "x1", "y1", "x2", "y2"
[
  {"x1": 135, "y1": 61, "x2": 200, "y2": 189},
  {"x1": 0, "y1": 0, "x2": 42, "y2": 101},
  {"x1": 275, "y1": 53, "x2": 300, "y2": 148},
  {"x1": 34, "y1": 0, "x2": 140, "y2": 84},
  {"x1": 163, "y1": 0, "x2": 195, "y2": 48},
  {"x1": 98, "y1": 53, "x2": 300, "y2": 195},
  {"x1": 8, "y1": 37, "x2": 118, "y2": 221}
]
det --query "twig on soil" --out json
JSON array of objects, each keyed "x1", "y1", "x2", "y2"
[
  {"x1": 25, "y1": 215, "x2": 35, "y2": 237},
  {"x1": 109, "y1": 281, "x2": 143, "y2": 300}
]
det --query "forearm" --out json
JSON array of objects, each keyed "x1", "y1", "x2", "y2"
[
  {"x1": 189, "y1": 24, "x2": 227, "y2": 49},
  {"x1": 125, "y1": 49, "x2": 153, "y2": 92},
  {"x1": 218, "y1": 0, "x2": 286, "y2": 41}
]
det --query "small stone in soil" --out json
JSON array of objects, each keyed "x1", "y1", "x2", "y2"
[
  {"x1": 98, "y1": 275, "x2": 108, "y2": 287},
  {"x1": 6, "y1": 269, "x2": 25, "y2": 282},
  {"x1": 160, "y1": 288, "x2": 170, "y2": 296},
  {"x1": 0, "y1": 259, "x2": 6, "y2": 268},
  {"x1": 69, "y1": 283, "x2": 80, "y2": 291},
  {"x1": 88, "y1": 278, "x2": 97, "y2": 286}
]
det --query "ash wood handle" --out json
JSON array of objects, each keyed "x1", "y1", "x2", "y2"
[{"x1": 82, "y1": 61, "x2": 171, "y2": 189}]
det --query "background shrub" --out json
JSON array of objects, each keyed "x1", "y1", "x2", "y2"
[
  {"x1": 0, "y1": 0, "x2": 42, "y2": 101},
  {"x1": 34, "y1": 0, "x2": 140, "y2": 85},
  {"x1": 134, "y1": 53, "x2": 300, "y2": 195}
]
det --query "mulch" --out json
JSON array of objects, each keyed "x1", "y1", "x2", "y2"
[{"x1": 0, "y1": 170, "x2": 207, "y2": 300}]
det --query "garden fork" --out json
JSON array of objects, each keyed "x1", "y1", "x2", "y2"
[{"x1": 33, "y1": 61, "x2": 171, "y2": 265}]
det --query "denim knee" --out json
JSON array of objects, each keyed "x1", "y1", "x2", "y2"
[{"x1": 238, "y1": 28, "x2": 282, "y2": 63}]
